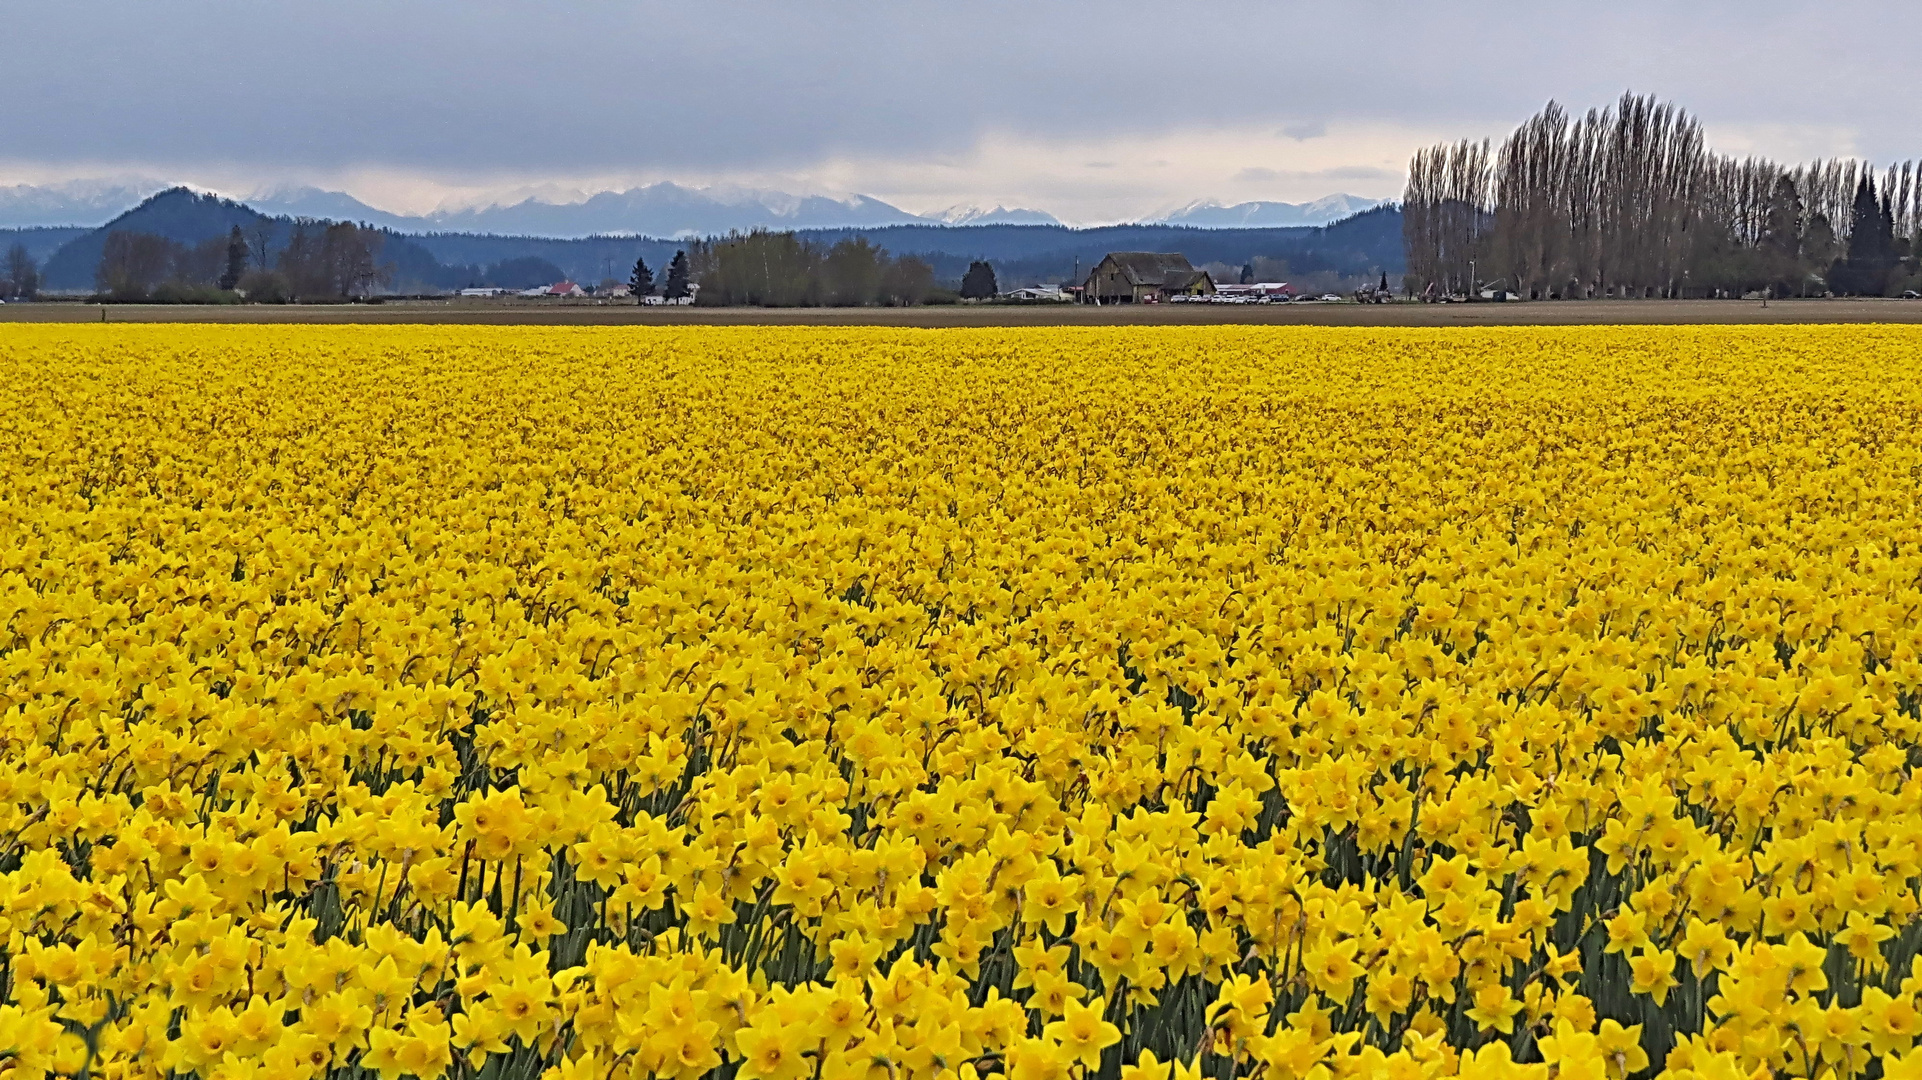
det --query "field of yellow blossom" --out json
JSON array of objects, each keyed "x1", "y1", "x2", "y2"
[{"x1": 4, "y1": 323, "x2": 1922, "y2": 1080}]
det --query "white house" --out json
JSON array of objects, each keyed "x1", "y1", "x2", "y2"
[
  {"x1": 1214, "y1": 282, "x2": 1294, "y2": 300},
  {"x1": 1002, "y1": 286, "x2": 1070, "y2": 302}
]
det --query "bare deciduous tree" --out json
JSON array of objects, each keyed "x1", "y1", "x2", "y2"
[
  {"x1": 277, "y1": 220, "x2": 392, "y2": 300},
  {"x1": 1404, "y1": 94, "x2": 1922, "y2": 299},
  {"x1": 1402, "y1": 139, "x2": 1493, "y2": 296}
]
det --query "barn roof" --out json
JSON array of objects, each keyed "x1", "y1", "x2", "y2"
[{"x1": 1098, "y1": 252, "x2": 1200, "y2": 287}]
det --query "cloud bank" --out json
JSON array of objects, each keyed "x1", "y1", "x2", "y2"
[{"x1": 4, "y1": 1, "x2": 1913, "y2": 221}]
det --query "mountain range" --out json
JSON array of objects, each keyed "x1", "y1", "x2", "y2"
[
  {"x1": 1158, "y1": 193, "x2": 1388, "y2": 228},
  {"x1": 0, "y1": 179, "x2": 175, "y2": 227},
  {"x1": 21, "y1": 186, "x2": 1405, "y2": 295},
  {"x1": 0, "y1": 179, "x2": 1384, "y2": 236}
]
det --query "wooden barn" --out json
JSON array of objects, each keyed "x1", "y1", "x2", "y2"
[{"x1": 1082, "y1": 252, "x2": 1215, "y2": 303}]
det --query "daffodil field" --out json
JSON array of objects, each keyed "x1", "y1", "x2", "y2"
[{"x1": 7, "y1": 324, "x2": 1922, "y2": 1080}]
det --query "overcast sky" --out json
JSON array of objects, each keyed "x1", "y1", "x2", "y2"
[{"x1": 6, "y1": 1, "x2": 1919, "y2": 223}]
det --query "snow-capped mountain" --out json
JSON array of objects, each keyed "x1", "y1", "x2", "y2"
[
  {"x1": 1155, "y1": 194, "x2": 1388, "y2": 228},
  {"x1": 934, "y1": 205, "x2": 1062, "y2": 226},
  {"x1": 251, "y1": 182, "x2": 938, "y2": 238},
  {"x1": 1, "y1": 178, "x2": 1386, "y2": 236},
  {"x1": 1, "y1": 180, "x2": 937, "y2": 237},
  {"x1": 412, "y1": 183, "x2": 929, "y2": 238},
  {"x1": 242, "y1": 186, "x2": 421, "y2": 230},
  {"x1": 0, "y1": 178, "x2": 172, "y2": 227}
]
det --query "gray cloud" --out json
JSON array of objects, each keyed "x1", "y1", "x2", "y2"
[
  {"x1": 1234, "y1": 164, "x2": 1398, "y2": 187},
  {"x1": 1321, "y1": 166, "x2": 1401, "y2": 182},
  {"x1": 5, "y1": 1, "x2": 1920, "y2": 197}
]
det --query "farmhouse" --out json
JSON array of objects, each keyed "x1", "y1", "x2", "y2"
[
  {"x1": 1082, "y1": 252, "x2": 1215, "y2": 303},
  {"x1": 518, "y1": 280, "x2": 588, "y2": 298}
]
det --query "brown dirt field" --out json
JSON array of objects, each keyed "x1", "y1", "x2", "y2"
[{"x1": 7, "y1": 297, "x2": 1922, "y2": 327}]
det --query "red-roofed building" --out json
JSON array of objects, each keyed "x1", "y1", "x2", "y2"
[{"x1": 546, "y1": 280, "x2": 585, "y2": 297}]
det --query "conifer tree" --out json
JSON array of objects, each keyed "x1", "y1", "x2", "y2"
[
  {"x1": 1837, "y1": 176, "x2": 1893, "y2": 295},
  {"x1": 662, "y1": 250, "x2": 692, "y2": 300},
  {"x1": 960, "y1": 260, "x2": 998, "y2": 300},
  {"x1": 629, "y1": 255, "x2": 654, "y2": 298},
  {"x1": 218, "y1": 226, "x2": 249, "y2": 291}
]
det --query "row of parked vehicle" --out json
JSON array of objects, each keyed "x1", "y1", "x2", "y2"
[{"x1": 1169, "y1": 292, "x2": 1345, "y2": 304}]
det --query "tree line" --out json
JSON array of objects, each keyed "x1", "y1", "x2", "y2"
[
  {"x1": 682, "y1": 231, "x2": 947, "y2": 307},
  {"x1": 94, "y1": 221, "x2": 392, "y2": 302},
  {"x1": 1404, "y1": 93, "x2": 1922, "y2": 299}
]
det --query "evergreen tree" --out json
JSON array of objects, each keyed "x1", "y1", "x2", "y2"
[
  {"x1": 1761, "y1": 176, "x2": 1803, "y2": 255},
  {"x1": 1758, "y1": 176, "x2": 1805, "y2": 295},
  {"x1": 1803, "y1": 213, "x2": 1839, "y2": 273},
  {"x1": 959, "y1": 260, "x2": 998, "y2": 300},
  {"x1": 218, "y1": 226, "x2": 249, "y2": 291},
  {"x1": 1761, "y1": 175, "x2": 1802, "y2": 257},
  {"x1": 662, "y1": 250, "x2": 692, "y2": 300},
  {"x1": 1239, "y1": 263, "x2": 1254, "y2": 285},
  {"x1": 629, "y1": 255, "x2": 654, "y2": 298},
  {"x1": 1837, "y1": 176, "x2": 1894, "y2": 295}
]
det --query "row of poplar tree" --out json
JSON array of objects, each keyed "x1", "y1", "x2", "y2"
[{"x1": 1403, "y1": 94, "x2": 1922, "y2": 299}]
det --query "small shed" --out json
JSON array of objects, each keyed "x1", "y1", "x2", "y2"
[{"x1": 1083, "y1": 253, "x2": 1215, "y2": 303}]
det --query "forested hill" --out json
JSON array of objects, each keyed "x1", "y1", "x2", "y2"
[
  {"x1": 409, "y1": 207, "x2": 1405, "y2": 289},
  {"x1": 37, "y1": 190, "x2": 464, "y2": 293},
  {"x1": 0, "y1": 227, "x2": 89, "y2": 266}
]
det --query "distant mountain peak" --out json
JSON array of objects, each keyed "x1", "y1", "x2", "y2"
[
  {"x1": 0, "y1": 178, "x2": 942, "y2": 237},
  {"x1": 1154, "y1": 194, "x2": 1388, "y2": 228},
  {"x1": 0, "y1": 177, "x2": 175, "y2": 228},
  {"x1": 243, "y1": 186, "x2": 417, "y2": 230},
  {"x1": 935, "y1": 205, "x2": 1062, "y2": 226},
  {"x1": 407, "y1": 183, "x2": 932, "y2": 238},
  {"x1": 2, "y1": 177, "x2": 1390, "y2": 238}
]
